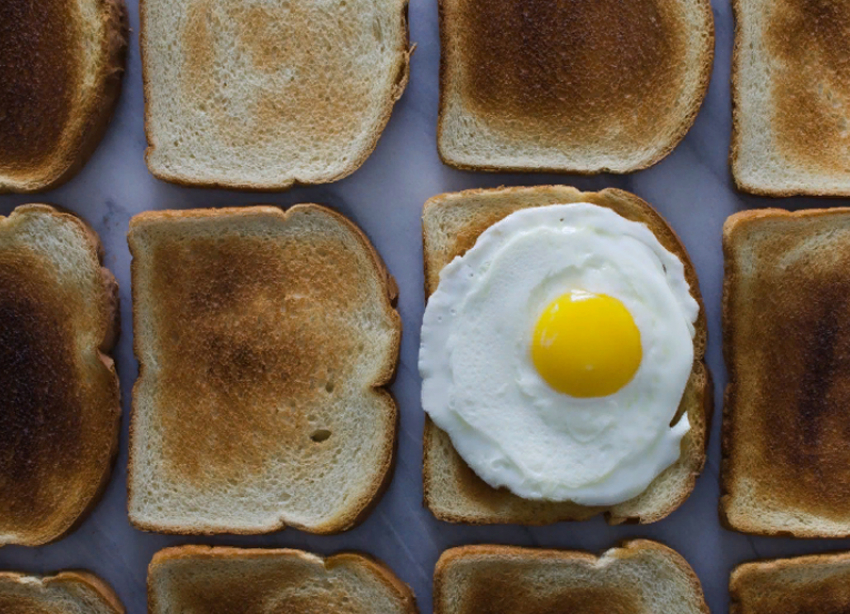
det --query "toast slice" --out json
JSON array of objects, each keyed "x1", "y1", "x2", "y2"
[
  {"x1": 731, "y1": 552, "x2": 850, "y2": 614},
  {"x1": 0, "y1": 0, "x2": 127, "y2": 193},
  {"x1": 722, "y1": 208, "x2": 850, "y2": 537},
  {"x1": 731, "y1": 0, "x2": 850, "y2": 196},
  {"x1": 149, "y1": 546, "x2": 417, "y2": 614},
  {"x1": 437, "y1": 0, "x2": 714, "y2": 173},
  {"x1": 0, "y1": 571, "x2": 123, "y2": 614},
  {"x1": 0, "y1": 205, "x2": 120, "y2": 546},
  {"x1": 434, "y1": 541, "x2": 709, "y2": 614},
  {"x1": 128, "y1": 205, "x2": 401, "y2": 534},
  {"x1": 422, "y1": 186, "x2": 711, "y2": 525},
  {"x1": 141, "y1": 0, "x2": 411, "y2": 190}
]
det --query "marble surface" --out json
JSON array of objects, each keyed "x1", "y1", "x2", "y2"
[{"x1": 1, "y1": 0, "x2": 848, "y2": 613}]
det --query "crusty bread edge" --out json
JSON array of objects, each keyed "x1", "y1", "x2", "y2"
[
  {"x1": 436, "y1": 0, "x2": 715, "y2": 174},
  {"x1": 0, "y1": 204, "x2": 121, "y2": 547},
  {"x1": 0, "y1": 0, "x2": 128, "y2": 194},
  {"x1": 720, "y1": 207, "x2": 850, "y2": 537},
  {"x1": 0, "y1": 571, "x2": 124, "y2": 614},
  {"x1": 126, "y1": 204, "x2": 401, "y2": 535},
  {"x1": 421, "y1": 185, "x2": 711, "y2": 526},
  {"x1": 433, "y1": 540, "x2": 709, "y2": 614},
  {"x1": 139, "y1": 1, "x2": 413, "y2": 191},
  {"x1": 147, "y1": 545, "x2": 418, "y2": 614}
]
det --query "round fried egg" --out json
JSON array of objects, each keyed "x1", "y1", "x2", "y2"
[{"x1": 419, "y1": 203, "x2": 699, "y2": 506}]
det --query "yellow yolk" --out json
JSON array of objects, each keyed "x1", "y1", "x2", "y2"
[{"x1": 532, "y1": 291, "x2": 642, "y2": 398}]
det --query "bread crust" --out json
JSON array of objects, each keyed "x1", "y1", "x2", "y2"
[
  {"x1": 421, "y1": 186, "x2": 711, "y2": 525},
  {"x1": 0, "y1": 0, "x2": 128, "y2": 193},
  {"x1": 437, "y1": 0, "x2": 714, "y2": 174},
  {"x1": 127, "y1": 205, "x2": 401, "y2": 535},
  {"x1": 0, "y1": 571, "x2": 124, "y2": 614},
  {"x1": 139, "y1": 0, "x2": 412, "y2": 191}
]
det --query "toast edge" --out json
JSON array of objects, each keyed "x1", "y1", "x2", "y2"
[{"x1": 0, "y1": 571, "x2": 124, "y2": 614}]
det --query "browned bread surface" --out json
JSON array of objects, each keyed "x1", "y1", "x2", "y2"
[
  {"x1": 722, "y1": 208, "x2": 850, "y2": 536},
  {"x1": 148, "y1": 546, "x2": 417, "y2": 614},
  {"x1": 0, "y1": 572, "x2": 123, "y2": 614},
  {"x1": 0, "y1": 0, "x2": 127, "y2": 193},
  {"x1": 421, "y1": 186, "x2": 710, "y2": 525},
  {"x1": 438, "y1": 0, "x2": 714, "y2": 173},
  {"x1": 731, "y1": 0, "x2": 850, "y2": 196},
  {"x1": 128, "y1": 205, "x2": 401, "y2": 534},
  {"x1": 0, "y1": 205, "x2": 120, "y2": 546},
  {"x1": 434, "y1": 541, "x2": 709, "y2": 614},
  {"x1": 730, "y1": 552, "x2": 850, "y2": 614}
]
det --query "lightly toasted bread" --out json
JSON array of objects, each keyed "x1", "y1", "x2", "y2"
[
  {"x1": 128, "y1": 205, "x2": 401, "y2": 535},
  {"x1": 434, "y1": 541, "x2": 709, "y2": 614},
  {"x1": 141, "y1": 0, "x2": 412, "y2": 190},
  {"x1": 0, "y1": 571, "x2": 124, "y2": 614},
  {"x1": 731, "y1": 551, "x2": 850, "y2": 614},
  {"x1": 0, "y1": 205, "x2": 120, "y2": 547},
  {"x1": 0, "y1": 0, "x2": 127, "y2": 193},
  {"x1": 437, "y1": 0, "x2": 714, "y2": 174},
  {"x1": 149, "y1": 546, "x2": 417, "y2": 614},
  {"x1": 421, "y1": 186, "x2": 711, "y2": 525},
  {"x1": 731, "y1": 0, "x2": 850, "y2": 196},
  {"x1": 721, "y1": 208, "x2": 850, "y2": 537}
]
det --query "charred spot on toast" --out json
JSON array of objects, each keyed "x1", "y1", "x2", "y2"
[
  {"x1": 768, "y1": 0, "x2": 850, "y2": 171},
  {"x1": 0, "y1": 0, "x2": 80, "y2": 171},
  {"x1": 455, "y1": 0, "x2": 685, "y2": 147}
]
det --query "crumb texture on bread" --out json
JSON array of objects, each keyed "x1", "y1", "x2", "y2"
[
  {"x1": 722, "y1": 208, "x2": 850, "y2": 537},
  {"x1": 731, "y1": 552, "x2": 850, "y2": 614},
  {"x1": 0, "y1": 205, "x2": 120, "y2": 547},
  {"x1": 0, "y1": 572, "x2": 124, "y2": 614},
  {"x1": 128, "y1": 205, "x2": 400, "y2": 535},
  {"x1": 148, "y1": 546, "x2": 417, "y2": 614},
  {"x1": 0, "y1": 0, "x2": 127, "y2": 193},
  {"x1": 434, "y1": 541, "x2": 709, "y2": 614},
  {"x1": 422, "y1": 186, "x2": 710, "y2": 525},
  {"x1": 142, "y1": 0, "x2": 411, "y2": 189},
  {"x1": 438, "y1": 0, "x2": 713, "y2": 173},
  {"x1": 732, "y1": 0, "x2": 850, "y2": 195}
]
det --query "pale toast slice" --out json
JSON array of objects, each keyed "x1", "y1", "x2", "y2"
[
  {"x1": 434, "y1": 541, "x2": 709, "y2": 614},
  {"x1": 0, "y1": 205, "x2": 120, "y2": 546},
  {"x1": 0, "y1": 571, "x2": 123, "y2": 614},
  {"x1": 0, "y1": 0, "x2": 127, "y2": 193},
  {"x1": 422, "y1": 186, "x2": 711, "y2": 525},
  {"x1": 722, "y1": 208, "x2": 850, "y2": 537},
  {"x1": 148, "y1": 546, "x2": 417, "y2": 614},
  {"x1": 128, "y1": 205, "x2": 401, "y2": 534}
]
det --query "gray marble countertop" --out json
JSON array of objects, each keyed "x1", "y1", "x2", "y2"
[{"x1": 1, "y1": 0, "x2": 847, "y2": 612}]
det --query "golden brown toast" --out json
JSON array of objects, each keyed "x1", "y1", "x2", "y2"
[
  {"x1": 148, "y1": 546, "x2": 417, "y2": 614},
  {"x1": 722, "y1": 208, "x2": 850, "y2": 537},
  {"x1": 422, "y1": 186, "x2": 711, "y2": 525},
  {"x1": 731, "y1": 552, "x2": 850, "y2": 614},
  {"x1": 731, "y1": 0, "x2": 850, "y2": 196},
  {"x1": 438, "y1": 0, "x2": 714, "y2": 173},
  {"x1": 0, "y1": 0, "x2": 127, "y2": 193},
  {"x1": 434, "y1": 542, "x2": 709, "y2": 614},
  {"x1": 128, "y1": 205, "x2": 401, "y2": 535},
  {"x1": 0, "y1": 205, "x2": 120, "y2": 546},
  {"x1": 0, "y1": 571, "x2": 124, "y2": 614}
]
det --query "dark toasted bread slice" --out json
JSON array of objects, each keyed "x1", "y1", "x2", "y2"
[
  {"x1": 0, "y1": 205, "x2": 120, "y2": 546},
  {"x1": 731, "y1": 552, "x2": 850, "y2": 614},
  {"x1": 437, "y1": 0, "x2": 714, "y2": 173},
  {"x1": 141, "y1": 0, "x2": 411, "y2": 190},
  {"x1": 0, "y1": 571, "x2": 123, "y2": 614},
  {"x1": 731, "y1": 0, "x2": 850, "y2": 196},
  {"x1": 128, "y1": 205, "x2": 401, "y2": 534},
  {"x1": 0, "y1": 0, "x2": 127, "y2": 193},
  {"x1": 149, "y1": 546, "x2": 417, "y2": 614},
  {"x1": 422, "y1": 186, "x2": 711, "y2": 525},
  {"x1": 434, "y1": 541, "x2": 709, "y2": 614},
  {"x1": 722, "y1": 208, "x2": 850, "y2": 537}
]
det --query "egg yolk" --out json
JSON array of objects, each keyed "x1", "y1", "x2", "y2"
[{"x1": 531, "y1": 291, "x2": 642, "y2": 398}]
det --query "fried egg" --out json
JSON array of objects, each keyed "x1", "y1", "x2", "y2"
[{"x1": 418, "y1": 203, "x2": 699, "y2": 506}]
